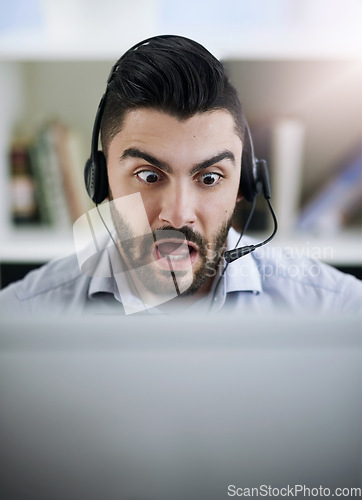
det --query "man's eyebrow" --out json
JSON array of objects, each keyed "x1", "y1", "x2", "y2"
[
  {"x1": 119, "y1": 148, "x2": 172, "y2": 173},
  {"x1": 189, "y1": 150, "x2": 236, "y2": 176},
  {"x1": 119, "y1": 147, "x2": 236, "y2": 175}
]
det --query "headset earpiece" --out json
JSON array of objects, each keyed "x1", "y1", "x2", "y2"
[
  {"x1": 84, "y1": 151, "x2": 108, "y2": 204},
  {"x1": 239, "y1": 124, "x2": 271, "y2": 203},
  {"x1": 256, "y1": 159, "x2": 271, "y2": 199},
  {"x1": 239, "y1": 148, "x2": 257, "y2": 202}
]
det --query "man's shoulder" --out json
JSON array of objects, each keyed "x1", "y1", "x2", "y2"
[
  {"x1": 17, "y1": 254, "x2": 83, "y2": 298},
  {"x1": 0, "y1": 253, "x2": 90, "y2": 315},
  {"x1": 251, "y1": 243, "x2": 362, "y2": 312}
]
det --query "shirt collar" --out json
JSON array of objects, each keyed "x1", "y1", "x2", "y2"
[
  {"x1": 88, "y1": 249, "x2": 116, "y2": 298},
  {"x1": 208, "y1": 228, "x2": 262, "y2": 312},
  {"x1": 224, "y1": 227, "x2": 262, "y2": 294}
]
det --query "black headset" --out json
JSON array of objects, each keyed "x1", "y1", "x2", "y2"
[{"x1": 84, "y1": 35, "x2": 277, "y2": 263}]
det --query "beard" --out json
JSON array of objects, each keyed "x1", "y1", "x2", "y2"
[{"x1": 109, "y1": 197, "x2": 233, "y2": 300}]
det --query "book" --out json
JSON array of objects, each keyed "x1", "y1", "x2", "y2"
[
  {"x1": 50, "y1": 121, "x2": 93, "y2": 222},
  {"x1": 9, "y1": 140, "x2": 39, "y2": 225},
  {"x1": 19, "y1": 120, "x2": 92, "y2": 229},
  {"x1": 28, "y1": 137, "x2": 53, "y2": 225},
  {"x1": 29, "y1": 124, "x2": 72, "y2": 228}
]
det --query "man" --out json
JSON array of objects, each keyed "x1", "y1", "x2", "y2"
[{"x1": 0, "y1": 35, "x2": 361, "y2": 315}]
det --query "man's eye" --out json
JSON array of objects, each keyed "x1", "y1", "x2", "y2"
[
  {"x1": 136, "y1": 170, "x2": 160, "y2": 183},
  {"x1": 200, "y1": 173, "x2": 222, "y2": 186}
]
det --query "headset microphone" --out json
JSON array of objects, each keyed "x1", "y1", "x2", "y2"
[{"x1": 223, "y1": 159, "x2": 278, "y2": 264}]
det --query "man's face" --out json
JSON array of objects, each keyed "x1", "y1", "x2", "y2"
[{"x1": 106, "y1": 108, "x2": 242, "y2": 300}]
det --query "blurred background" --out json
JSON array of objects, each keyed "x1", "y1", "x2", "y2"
[{"x1": 0, "y1": 0, "x2": 361, "y2": 287}]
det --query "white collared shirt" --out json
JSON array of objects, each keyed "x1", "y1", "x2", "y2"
[{"x1": 0, "y1": 228, "x2": 361, "y2": 316}]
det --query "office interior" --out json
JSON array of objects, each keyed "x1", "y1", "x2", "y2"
[{"x1": 0, "y1": 0, "x2": 361, "y2": 287}]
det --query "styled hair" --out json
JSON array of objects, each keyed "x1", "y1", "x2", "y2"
[{"x1": 100, "y1": 35, "x2": 246, "y2": 154}]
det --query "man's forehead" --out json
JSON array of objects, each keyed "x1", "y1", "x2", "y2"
[
  {"x1": 128, "y1": 106, "x2": 235, "y2": 128},
  {"x1": 111, "y1": 108, "x2": 243, "y2": 151}
]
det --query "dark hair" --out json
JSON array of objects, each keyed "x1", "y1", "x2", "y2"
[{"x1": 100, "y1": 35, "x2": 246, "y2": 154}]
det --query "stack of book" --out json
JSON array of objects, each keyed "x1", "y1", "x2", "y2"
[{"x1": 9, "y1": 121, "x2": 92, "y2": 229}]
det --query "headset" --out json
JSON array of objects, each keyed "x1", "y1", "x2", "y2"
[{"x1": 84, "y1": 35, "x2": 277, "y2": 265}]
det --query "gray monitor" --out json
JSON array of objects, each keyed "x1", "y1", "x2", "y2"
[{"x1": 1, "y1": 313, "x2": 361, "y2": 499}]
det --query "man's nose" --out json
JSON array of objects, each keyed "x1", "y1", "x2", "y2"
[{"x1": 158, "y1": 184, "x2": 197, "y2": 228}]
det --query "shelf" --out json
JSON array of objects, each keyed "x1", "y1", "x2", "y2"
[
  {"x1": 0, "y1": 229, "x2": 74, "y2": 263},
  {"x1": 0, "y1": 37, "x2": 361, "y2": 63},
  {"x1": 0, "y1": 229, "x2": 360, "y2": 266},
  {"x1": 0, "y1": 0, "x2": 361, "y2": 62},
  {"x1": 271, "y1": 231, "x2": 362, "y2": 266}
]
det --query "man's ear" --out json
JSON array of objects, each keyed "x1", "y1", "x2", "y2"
[{"x1": 236, "y1": 191, "x2": 243, "y2": 203}]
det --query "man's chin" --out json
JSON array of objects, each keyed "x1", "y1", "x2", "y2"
[
  {"x1": 129, "y1": 257, "x2": 210, "y2": 300},
  {"x1": 129, "y1": 261, "x2": 192, "y2": 298},
  {"x1": 152, "y1": 255, "x2": 195, "y2": 272}
]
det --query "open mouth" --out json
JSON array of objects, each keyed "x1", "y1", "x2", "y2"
[{"x1": 153, "y1": 239, "x2": 199, "y2": 270}]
